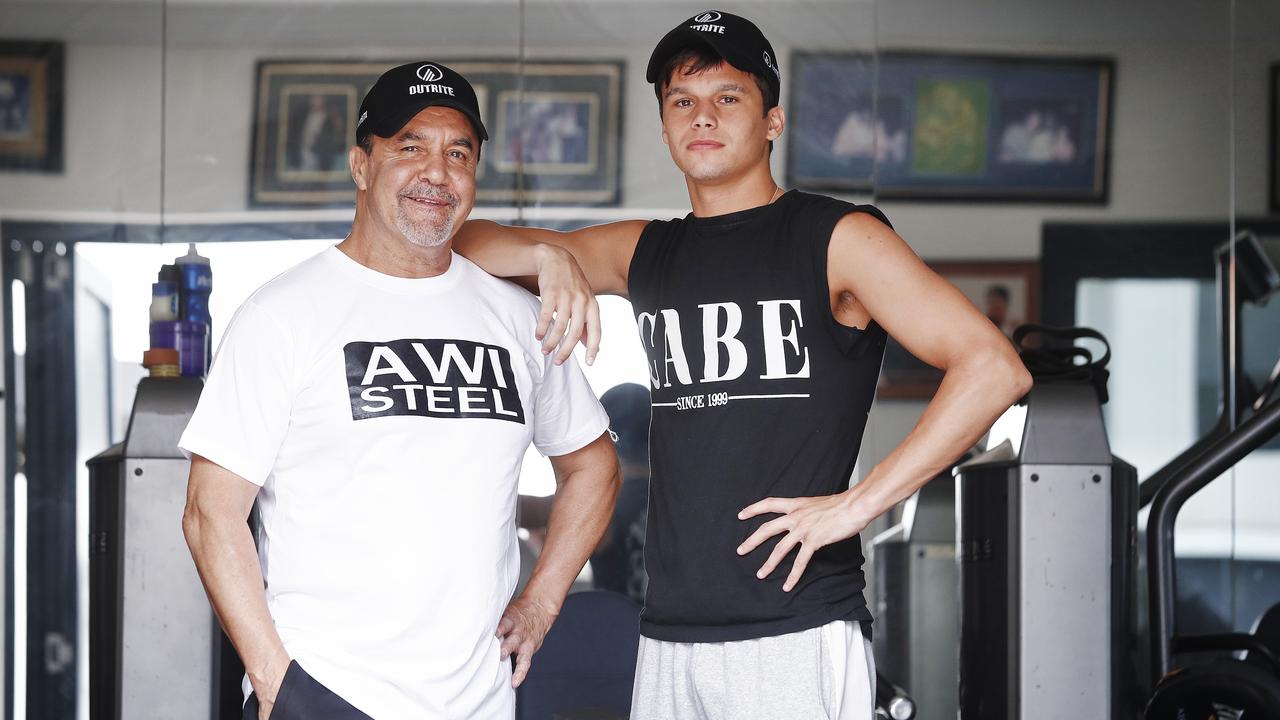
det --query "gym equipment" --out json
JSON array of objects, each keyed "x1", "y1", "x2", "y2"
[
  {"x1": 955, "y1": 326, "x2": 1139, "y2": 720},
  {"x1": 1253, "y1": 602, "x2": 1280, "y2": 672},
  {"x1": 870, "y1": 460, "x2": 962, "y2": 720},
  {"x1": 87, "y1": 377, "x2": 243, "y2": 719},
  {"x1": 868, "y1": 232, "x2": 1279, "y2": 718},
  {"x1": 1143, "y1": 395, "x2": 1280, "y2": 718},
  {"x1": 1142, "y1": 231, "x2": 1280, "y2": 718},
  {"x1": 875, "y1": 671, "x2": 918, "y2": 719},
  {"x1": 1141, "y1": 230, "x2": 1280, "y2": 507}
]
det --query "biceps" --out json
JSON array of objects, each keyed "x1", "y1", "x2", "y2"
[
  {"x1": 186, "y1": 455, "x2": 260, "y2": 521},
  {"x1": 548, "y1": 432, "x2": 617, "y2": 482},
  {"x1": 878, "y1": 276, "x2": 993, "y2": 368},
  {"x1": 830, "y1": 222, "x2": 994, "y2": 367}
]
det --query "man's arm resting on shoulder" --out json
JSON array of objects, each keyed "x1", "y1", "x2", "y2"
[
  {"x1": 738, "y1": 212, "x2": 1034, "y2": 590},
  {"x1": 498, "y1": 431, "x2": 621, "y2": 687},
  {"x1": 182, "y1": 455, "x2": 289, "y2": 716},
  {"x1": 453, "y1": 220, "x2": 645, "y2": 364}
]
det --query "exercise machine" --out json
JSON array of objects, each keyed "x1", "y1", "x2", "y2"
[
  {"x1": 87, "y1": 376, "x2": 243, "y2": 719},
  {"x1": 954, "y1": 326, "x2": 1138, "y2": 720},
  {"x1": 1143, "y1": 231, "x2": 1280, "y2": 718}
]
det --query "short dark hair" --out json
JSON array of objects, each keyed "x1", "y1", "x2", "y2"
[
  {"x1": 654, "y1": 44, "x2": 778, "y2": 116},
  {"x1": 987, "y1": 284, "x2": 1011, "y2": 302}
]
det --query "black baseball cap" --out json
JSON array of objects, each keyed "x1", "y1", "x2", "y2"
[
  {"x1": 646, "y1": 10, "x2": 781, "y2": 104},
  {"x1": 356, "y1": 61, "x2": 489, "y2": 146}
]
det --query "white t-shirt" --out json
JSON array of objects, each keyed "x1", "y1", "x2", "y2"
[{"x1": 178, "y1": 247, "x2": 609, "y2": 719}]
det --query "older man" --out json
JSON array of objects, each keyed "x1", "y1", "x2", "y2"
[{"x1": 180, "y1": 61, "x2": 619, "y2": 720}]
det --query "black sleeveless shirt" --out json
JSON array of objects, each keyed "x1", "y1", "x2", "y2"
[{"x1": 627, "y1": 190, "x2": 890, "y2": 642}]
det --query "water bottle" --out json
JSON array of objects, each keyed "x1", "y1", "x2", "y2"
[
  {"x1": 175, "y1": 244, "x2": 212, "y2": 325},
  {"x1": 150, "y1": 281, "x2": 178, "y2": 322},
  {"x1": 175, "y1": 244, "x2": 213, "y2": 376},
  {"x1": 147, "y1": 320, "x2": 207, "y2": 377}
]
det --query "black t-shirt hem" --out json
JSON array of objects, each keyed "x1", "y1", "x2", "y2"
[{"x1": 638, "y1": 598, "x2": 874, "y2": 644}]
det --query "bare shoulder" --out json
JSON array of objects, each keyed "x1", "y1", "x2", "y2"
[
  {"x1": 826, "y1": 209, "x2": 1000, "y2": 369},
  {"x1": 828, "y1": 210, "x2": 927, "y2": 291},
  {"x1": 831, "y1": 210, "x2": 907, "y2": 254}
]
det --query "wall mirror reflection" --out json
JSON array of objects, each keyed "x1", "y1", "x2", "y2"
[{"x1": 0, "y1": 0, "x2": 1277, "y2": 718}]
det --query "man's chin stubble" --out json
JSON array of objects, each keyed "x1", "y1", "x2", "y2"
[
  {"x1": 396, "y1": 211, "x2": 453, "y2": 249},
  {"x1": 684, "y1": 164, "x2": 731, "y2": 182}
]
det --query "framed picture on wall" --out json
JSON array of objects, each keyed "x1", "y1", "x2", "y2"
[
  {"x1": 877, "y1": 260, "x2": 1040, "y2": 399},
  {"x1": 250, "y1": 60, "x2": 374, "y2": 206},
  {"x1": 1270, "y1": 63, "x2": 1279, "y2": 213},
  {"x1": 249, "y1": 59, "x2": 623, "y2": 207},
  {"x1": 787, "y1": 51, "x2": 1112, "y2": 202},
  {"x1": 486, "y1": 63, "x2": 623, "y2": 205},
  {"x1": 0, "y1": 40, "x2": 64, "y2": 173}
]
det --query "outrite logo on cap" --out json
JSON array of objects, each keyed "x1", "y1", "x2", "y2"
[
  {"x1": 646, "y1": 11, "x2": 781, "y2": 107},
  {"x1": 762, "y1": 51, "x2": 779, "y2": 78},
  {"x1": 357, "y1": 60, "x2": 489, "y2": 143},
  {"x1": 416, "y1": 64, "x2": 444, "y2": 83}
]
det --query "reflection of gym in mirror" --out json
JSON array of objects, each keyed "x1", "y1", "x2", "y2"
[{"x1": 0, "y1": 2, "x2": 1277, "y2": 720}]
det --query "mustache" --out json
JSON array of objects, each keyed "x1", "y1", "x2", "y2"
[{"x1": 400, "y1": 186, "x2": 458, "y2": 205}]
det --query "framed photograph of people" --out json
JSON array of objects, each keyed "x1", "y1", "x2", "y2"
[
  {"x1": 250, "y1": 59, "x2": 622, "y2": 207},
  {"x1": 0, "y1": 40, "x2": 64, "y2": 173},
  {"x1": 787, "y1": 52, "x2": 1112, "y2": 202},
  {"x1": 495, "y1": 93, "x2": 596, "y2": 175},
  {"x1": 485, "y1": 61, "x2": 622, "y2": 205},
  {"x1": 877, "y1": 261, "x2": 1039, "y2": 399},
  {"x1": 250, "y1": 60, "x2": 373, "y2": 206}
]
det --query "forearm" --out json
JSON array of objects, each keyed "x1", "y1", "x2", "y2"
[
  {"x1": 520, "y1": 462, "x2": 621, "y2": 611},
  {"x1": 456, "y1": 218, "x2": 638, "y2": 296},
  {"x1": 183, "y1": 508, "x2": 288, "y2": 695},
  {"x1": 455, "y1": 220, "x2": 561, "y2": 279},
  {"x1": 849, "y1": 350, "x2": 1031, "y2": 520}
]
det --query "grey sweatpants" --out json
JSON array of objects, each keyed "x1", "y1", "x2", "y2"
[{"x1": 630, "y1": 621, "x2": 876, "y2": 720}]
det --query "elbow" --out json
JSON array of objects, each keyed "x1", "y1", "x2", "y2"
[
  {"x1": 610, "y1": 466, "x2": 624, "y2": 503},
  {"x1": 596, "y1": 433, "x2": 624, "y2": 502},
  {"x1": 968, "y1": 343, "x2": 1032, "y2": 406},
  {"x1": 1010, "y1": 361, "x2": 1033, "y2": 401},
  {"x1": 181, "y1": 499, "x2": 205, "y2": 553},
  {"x1": 602, "y1": 460, "x2": 623, "y2": 511},
  {"x1": 602, "y1": 458, "x2": 623, "y2": 518}
]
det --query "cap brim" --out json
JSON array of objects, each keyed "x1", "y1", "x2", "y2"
[
  {"x1": 646, "y1": 28, "x2": 751, "y2": 86},
  {"x1": 366, "y1": 98, "x2": 489, "y2": 143}
]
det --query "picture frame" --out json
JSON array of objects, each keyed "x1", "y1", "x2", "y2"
[
  {"x1": 1270, "y1": 63, "x2": 1279, "y2": 213},
  {"x1": 249, "y1": 59, "x2": 623, "y2": 207},
  {"x1": 0, "y1": 40, "x2": 64, "y2": 173},
  {"x1": 787, "y1": 51, "x2": 1112, "y2": 202},
  {"x1": 876, "y1": 261, "x2": 1040, "y2": 399}
]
